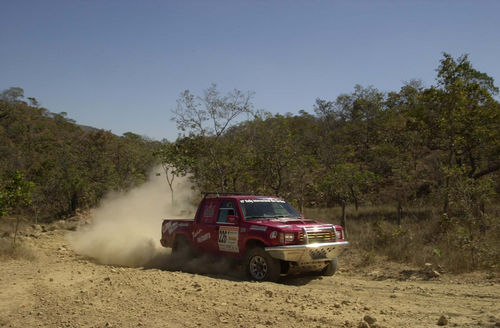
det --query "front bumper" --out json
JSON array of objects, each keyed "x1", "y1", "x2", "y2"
[{"x1": 265, "y1": 241, "x2": 349, "y2": 262}]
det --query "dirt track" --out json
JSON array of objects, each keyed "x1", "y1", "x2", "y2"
[{"x1": 1, "y1": 224, "x2": 499, "y2": 328}]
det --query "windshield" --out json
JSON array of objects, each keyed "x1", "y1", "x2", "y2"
[{"x1": 239, "y1": 199, "x2": 301, "y2": 220}]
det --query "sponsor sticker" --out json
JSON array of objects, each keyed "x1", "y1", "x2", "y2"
[
  {"x1": 163, "y1": 221, "x2": 178, "y2": 235},
  {"x1": 203, "y1": 203, "x2": 216, "y2": 218},
  {"x1": 218, "y1": 226, "x2": 239, "y2": 253},
  {"x1": 250, "y1": 225, "x2": 268, "y2": 232},
  {"x1": 239, "y1": 198, "x2": 285, "y2": 203},
  {"x1": 197, "y1": 232, "x2": 210, "y2": 243},
  {"x1": 269, "y1": 231, "x2": 278, "y2": 239}
]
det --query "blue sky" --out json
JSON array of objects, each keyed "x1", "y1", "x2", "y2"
[{"x1": 1, "y1": 0, "x2": 499, "y2": 141}]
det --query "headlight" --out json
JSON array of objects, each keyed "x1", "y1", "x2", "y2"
[
  {"x1": 279, "y1": 232, "x2": 295, "y2": 243},
  {"x1": 331, "y1": 225, "x2": 340, "y2": 240}
]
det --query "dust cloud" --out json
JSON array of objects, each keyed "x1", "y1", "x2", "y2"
[{"x1": 68, "y1": 168, "x2": 196, "y2": 267}]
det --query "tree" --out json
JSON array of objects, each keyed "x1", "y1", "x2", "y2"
[
  {"x1": 172, "y1": 83, "x2": 254, "y2": 138},
  {"x1": 411, "y1": 53, "x2": 500, "y2": 213},
  {"x1": 379, "y1": 81, "x2": 428, "y2": 225},
  {"x1": 249, "y1": 114, "x2": 297, "y2": 196},
  {"x1": 319, "y1": 164, "x2": 378, "y2": 235},
  {"x1": 0, "y1": 170, "x2": 34, "y2": 247},
  {"x1": 0, "y1": 87, "x2": 24, "y2": 102},
  {"x1": 171, "y1": 84, "x2": 254, "y2": 191},
  {"x1": 154, "y1": 141, "x2": 192, "y2": 205},
  {"x1": 1, "y1": 89, "x2": 160, "y2": 220},
  {"x1": 0, "y1": 171, "x2": 33, "y2": 216},
  {"x1": 443, "y1": 166, "x2": 495, "y2": 270}
]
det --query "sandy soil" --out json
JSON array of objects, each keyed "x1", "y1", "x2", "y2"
[{"x1": 1, "y1": 221, "x2": 499, "y2": 328}]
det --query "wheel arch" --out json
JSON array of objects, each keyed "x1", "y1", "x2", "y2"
[
  {"x1": 172, "y1": 232, "x2": 191, "y2": 248},
  {"x1": 243, "y1": 238, "x2": 267, "y2": 253},
  {"x1": 243, "y1": 239, "x2": 289, "y2": 276}
]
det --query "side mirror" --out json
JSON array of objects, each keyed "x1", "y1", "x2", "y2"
[
  {"x1": 300, "y1": 214, "x2": 305, "y2": 219},
  {"x1": 227, "y1": 215, "x2": 238, "y2": 223}
]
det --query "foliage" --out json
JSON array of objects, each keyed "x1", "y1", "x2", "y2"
[
  {"x1": 1, "y1": 53, "x2": 499, "y2": 272},
  {"x1": 154, "y1": 140, "x2": 193, "y2": 204},
  {"x1": 0, "y1": 89, "x2": 160, "y2": 220},
  {"x1": 441, "y1": 167, "x2": 496, "y2": 270},
  {"x1": 0, "y1": 171, "x2": 34, "y2": 216},
  {"x1": 172, "y1": 83, "x2": 254, "y2": 138},
  {"x1": 166, "y1": 55, "x2": 499, "y2": 271},
  {"x1": 169, "y1": 55, "x2": 499, "y2": 214},
  {"x1": 171, "y1": 84, "x2": 255, "y2": 191}
]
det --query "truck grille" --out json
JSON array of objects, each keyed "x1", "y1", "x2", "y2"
[{"x1": 299, "y1": 229, "x2": 335, "y2": 244}]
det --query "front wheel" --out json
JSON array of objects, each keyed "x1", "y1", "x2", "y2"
[
  {"x1": 243, "y1": 247, "x2": 281, "y2": 282},
  {"x1": 320, "y1": 257, "x2": 338, "y2": 276}
]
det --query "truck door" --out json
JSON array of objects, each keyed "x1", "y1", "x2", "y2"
[
  {"x1": 214, "y1": 200, "x2": 240, "y2": 254},
  {"x1": 193, "y1": 198, "x2": 241, "y2": 255},
  {"x1": 192, "y1": 198, "x2": 219, "y2": 252}
]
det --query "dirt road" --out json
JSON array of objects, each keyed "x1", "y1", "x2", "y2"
[{"x1": 1, "y1": 224, "x2": 499, "y2": 328}]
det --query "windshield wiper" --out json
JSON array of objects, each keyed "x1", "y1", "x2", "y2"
[
  {"x1": 245, "y1": 216, "x2": 272, "y2": 220},
  {"x1": 273, "y1": 215, "x2": 302, "y2": 220}
]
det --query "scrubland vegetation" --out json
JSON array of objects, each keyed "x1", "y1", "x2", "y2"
[
  {"x1": 305, "y1": 205, "x2": 500, "y2": 273},
  {"x1": 0, "y1": 88, "x2": 159, "y2": 220},
  {"x1": 1, "y1": 53, "x2": 499, "y2": 273}
]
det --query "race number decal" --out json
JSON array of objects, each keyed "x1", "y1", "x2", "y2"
[{"x1": 218, "y1": 226, "x2": 239, "y2": 253}]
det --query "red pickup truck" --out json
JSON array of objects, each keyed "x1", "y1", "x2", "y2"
[{"x1": 160, "y1": 193, "x2": 348, "y2": 282}]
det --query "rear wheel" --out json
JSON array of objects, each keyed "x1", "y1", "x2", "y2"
[
  {"x1": 320, "y1": 257, "x2": 338, "y2": 276},
  {"x1": 243, "y1": 247, "x2": 281, "y2": 282},
  {"x1": 171, "y1": 235, "x2": 194, "y2": 268}
]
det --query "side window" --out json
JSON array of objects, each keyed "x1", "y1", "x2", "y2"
[
  {"x1": 201, "y1": 199, "x2": 218, "y2": 224},
  {"x1": 217, "y1": 201, "x2": 235, "y2": 223}
]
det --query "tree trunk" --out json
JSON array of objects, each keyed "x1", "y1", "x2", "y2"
[
  {"x1": 162, "y1": 165, "x2": 175, "y2": 206},
  {"x1": 13, "y1": 217, "x2": 21, "y2": 249},
  {"x1": 32, "y1": 205, "x2": 38, "y2": 225},
  {"x1": 444, "y1": 139, "x2": 455, "y2": 215},
  {"x1": 70, "y1": 191, "x2": 78, "y2": 214},
  {"x1": 341, "y1": 200, "x2": 347, "y2": 238},
  {"x1": 443, "y1": 179, "x2": 449, "y2": 214},
  {"x1": 232, "y1": 177, "x2": 237, "y2": 193},
  {"x1": 349, "y1": 185, "x2": 359, "y2": 211},
  {"x1": 397, "y1": 200, "x2": 402, "y2": 227},
  {"x1": 167, "y1": 180, "x2": 174, "y2": 206}
]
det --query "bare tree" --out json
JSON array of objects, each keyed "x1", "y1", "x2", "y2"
[{"x1": 171, "y1": 84, "x2": 254, "y2": 191}]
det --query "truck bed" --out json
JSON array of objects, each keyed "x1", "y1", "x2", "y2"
[{"x1": 160, "y1": 219, "x2": 194, "y2": 248}]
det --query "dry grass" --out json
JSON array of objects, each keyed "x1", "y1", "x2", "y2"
[
  {"x1": 0, "y1": 238, "x2": 37, "y2": 261},
  {"x1": 0, "y1": 216, "x2": 38, "y2": 261},
  {"x1": 304, "y1": 205, "x2": 500, "y2": 273}
]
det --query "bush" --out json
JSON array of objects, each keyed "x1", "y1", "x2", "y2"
[{"x1": 0, "y1": 238, "x2": 37, "y2": 261}]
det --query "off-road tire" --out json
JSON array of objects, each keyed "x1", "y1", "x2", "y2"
[
  {"x1": 320, "y1": 257, "x2": 338, "y2": 276},
  {"x1": 243, "y1": 247, "x2": 281, "y2": 282}
]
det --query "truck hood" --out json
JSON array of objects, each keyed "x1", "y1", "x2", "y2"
[{"x1": 247, "y1": 218, "x2": 334, "y2": 231}]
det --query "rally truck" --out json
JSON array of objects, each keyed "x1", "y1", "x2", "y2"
[{"x1": 160, "y1": 193, "x2": 348, "y2": 282}]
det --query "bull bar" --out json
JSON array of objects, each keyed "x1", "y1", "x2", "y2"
[{"x1": 265, "y1": 241, "x2": 349, "y2": 262}]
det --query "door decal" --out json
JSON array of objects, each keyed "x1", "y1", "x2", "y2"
[
  {"x1": 197, "y1": 232, "x2": 210, "y2": 243},
  {"x1": 218, "y1": 226, "x2": 239, "y2": 252}
]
